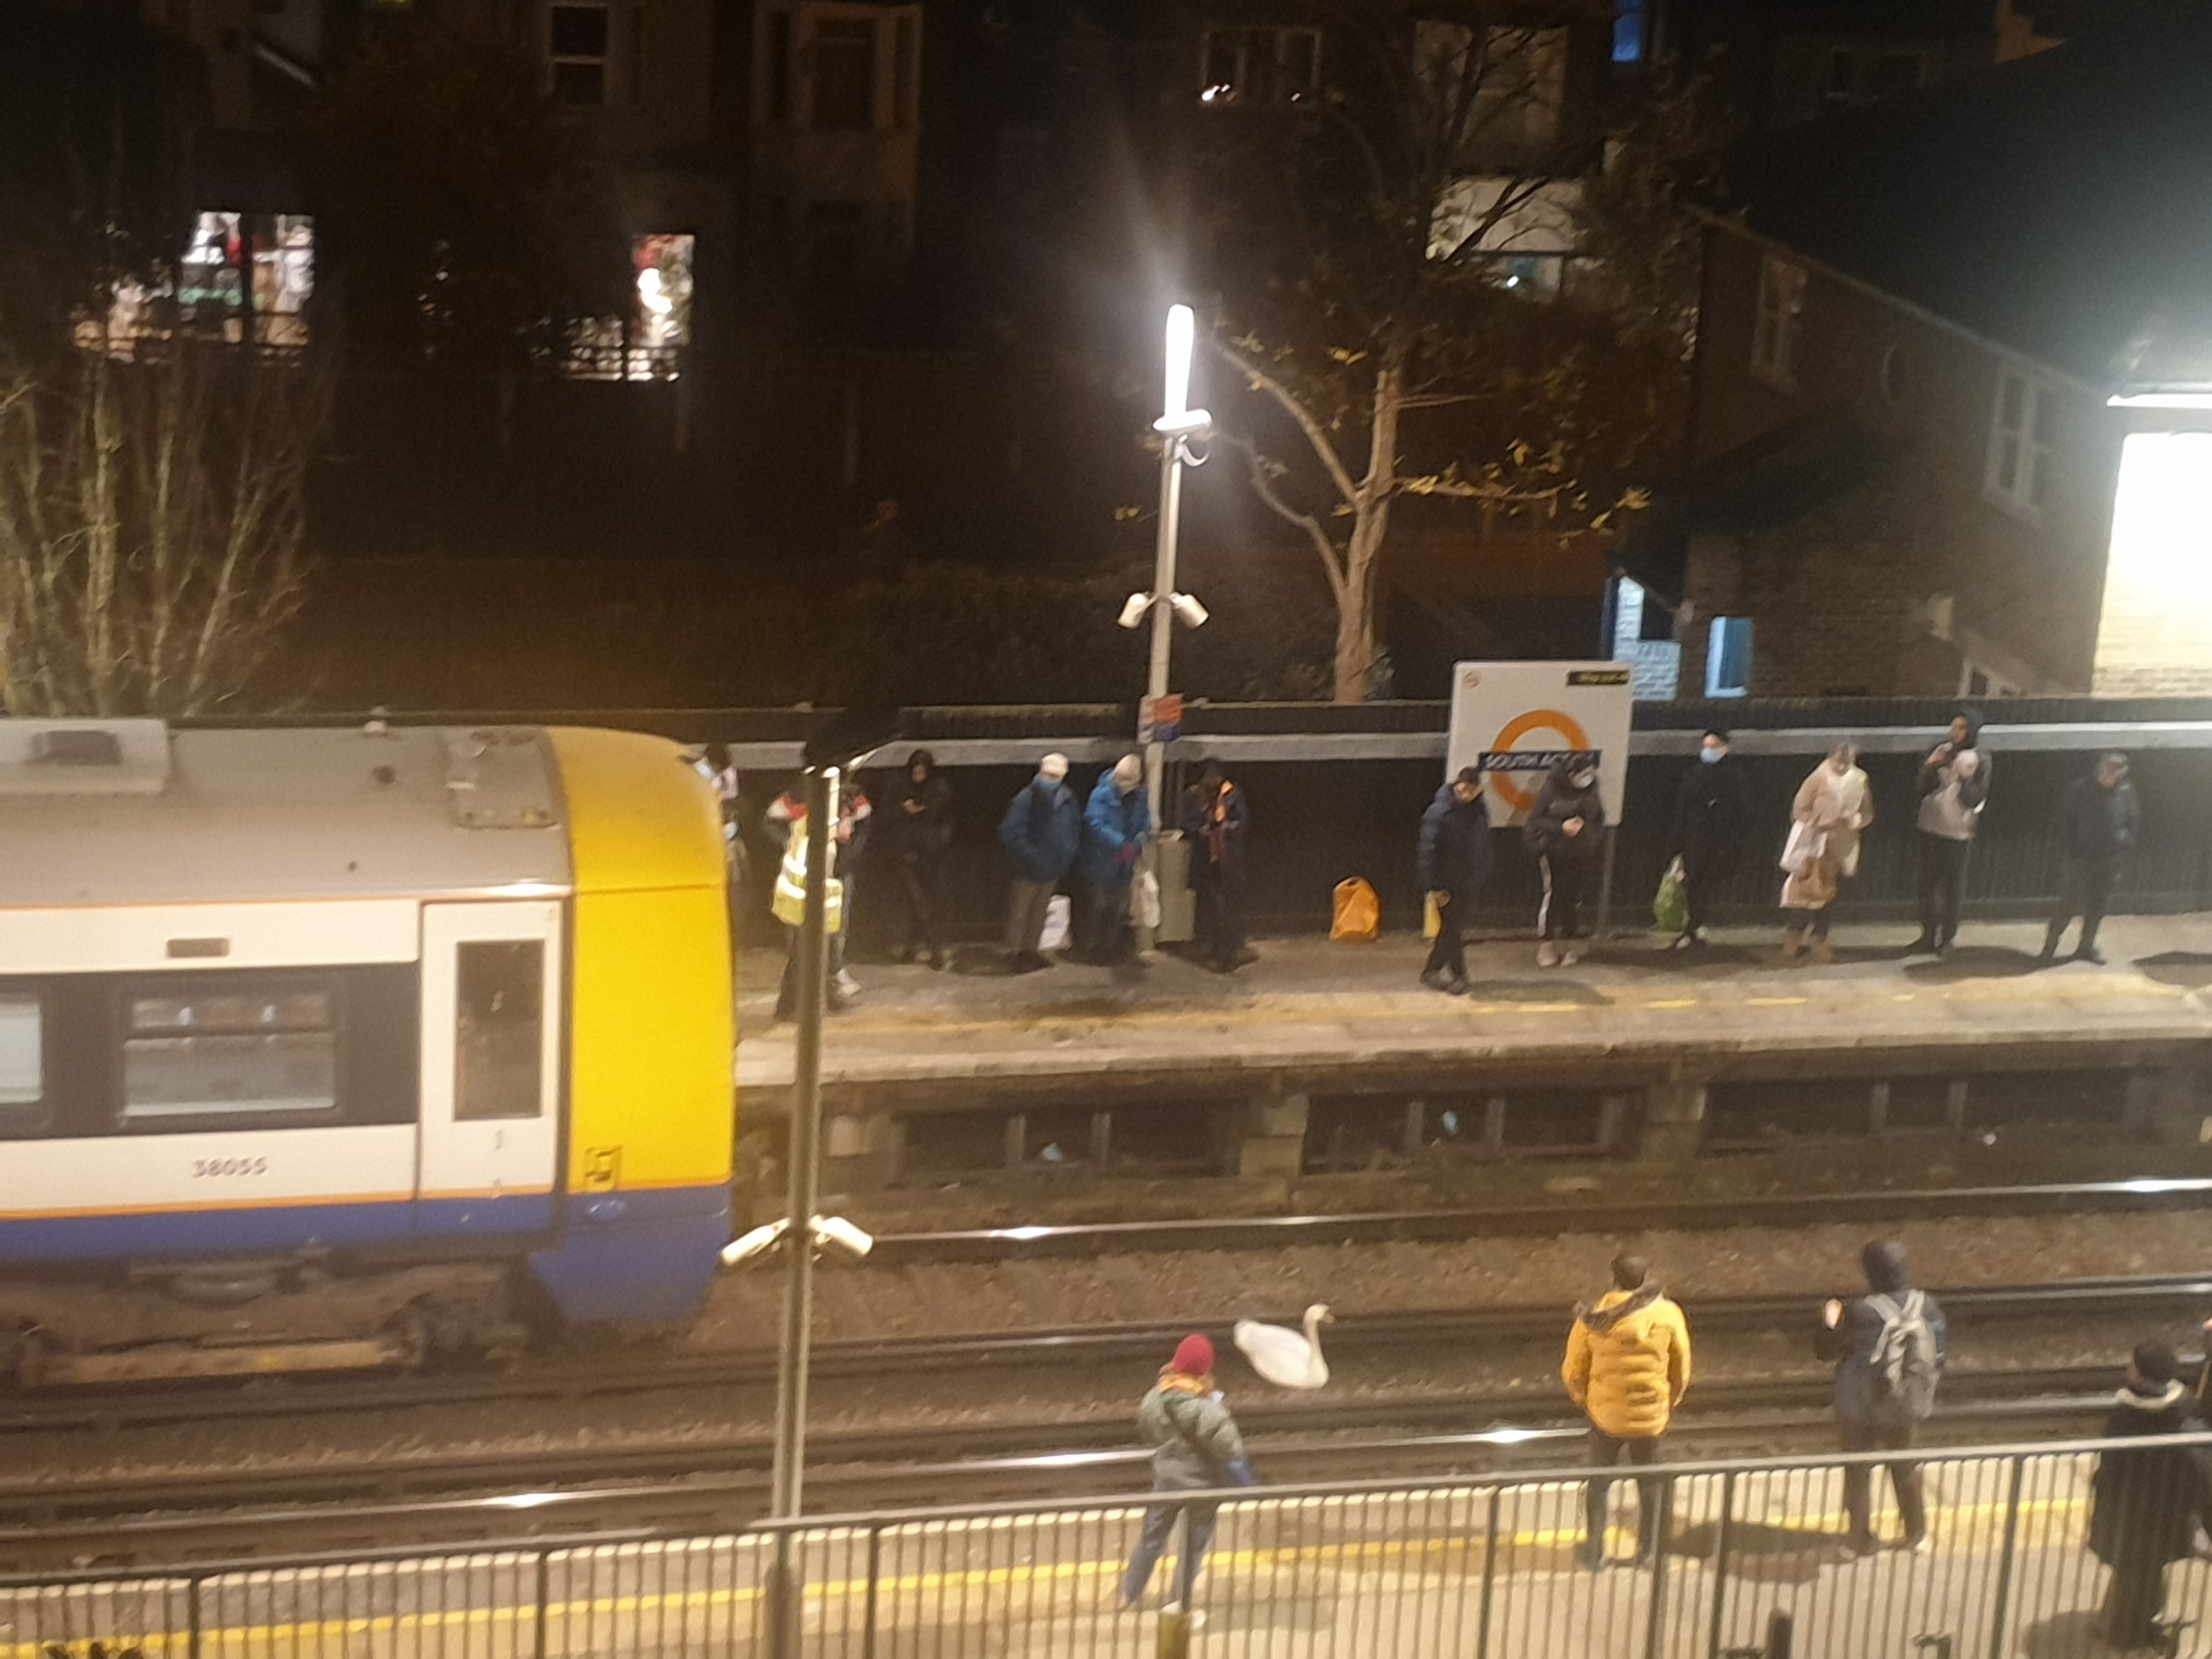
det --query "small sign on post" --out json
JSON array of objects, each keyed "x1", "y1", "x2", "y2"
[{"x1": 1139, "y1": 693, "x2": 1184, "y2": 745}]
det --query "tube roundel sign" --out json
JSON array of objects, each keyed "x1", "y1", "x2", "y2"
[{"x1": 1445, "y1": 662, "x2": 1634, "y2": 827}]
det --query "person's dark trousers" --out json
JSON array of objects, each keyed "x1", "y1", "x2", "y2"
[
  {"x1": 1423, "y1": 890, "x2": 1469, "y2": 981},
  {"x1": 2104, "y1": 1551, "x2": 2169, "y2": 1649},
  {"x1": 1584, "y1": 1430, "x2": 1668, "y2": 1560},
  {"x1": 1681, "y1": 856, "x2": 1728, "y2": 935},
  {"x1": 1088, "y1": 877, "x2": 1133, "y2": 963},
  {"x1": 1194, "y1": 876, "x2": 1245, "y2": 967},
  {"x1": 895, "y1": 854, "x2": 940, "y2": 960},
  {"x1": 1540, "y1": 856, "x2": 1592, "y2": 940},
  {"x1": 1121, "y1": 1494, "x2": 1219, "y2": 1607},
  {"x1": 2046, "y1": 856, "x2": 2118, "y2": 955},
  {"x1": 1841, "y1": 1419, "x2": 1927, "y2": 1547},
  {"x1": 1915, "y1": 832, "x2": 1972, "y2": 947},
  {"x1": 1005, "y1": 877, "x2": 1054, "y2": 959},
  {"x1": 774, "y1": 925, "x2": 846, "y2": 1019},
  {"x1": 1782, "y1": 906, "x2": 1833, "y2": 942}
]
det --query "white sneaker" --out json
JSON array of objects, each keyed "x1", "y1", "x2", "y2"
[
  {"x1": 1537, "y1": 941, "x2": 1561, "y2": 968},
  {"x1": 833, "y1": 969, "x2": 862, "y2": 1000},
  {"x1": 1562, "y1": 942, "x2": 1586, "y2": 966}
]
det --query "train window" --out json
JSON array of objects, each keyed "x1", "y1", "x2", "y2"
[
  {"x1": 455, "y1": 941, "x2": 543, "y2": 1121},
  {"x1": 0, "y1": 994, "x2": 44, "y2": 1136},
  {"x1": 122, "y1": 985, "x2": 337, "y2": 1121}
]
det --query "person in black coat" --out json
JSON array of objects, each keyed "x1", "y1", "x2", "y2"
[
  {"x1": 2090, "y1": 1341, "x2": 2212, "y2": 1651},
  {"x1": 1182, "y1": 763, "x2": 1251, "y2": 973},
  {"x1": 882, "y1": 749, "x2": 953, "y2": 968},
  {"x1": 1525, "y1": 756, "x2": 1606, "y2": 968},
  {"x1": 1417, "y1": 766, "x2": 1493, "y2": 994},
  {"x1": 2042, "y1": 752, "x2": 2139, "y2": 966},
  {"x1": 1669, "y1": 729, "x2": 1751, "y2": 949}
]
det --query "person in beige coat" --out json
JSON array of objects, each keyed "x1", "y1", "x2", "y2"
[{"x1": 1781, "y1": 743, "x2": 1875, "y2": 963}]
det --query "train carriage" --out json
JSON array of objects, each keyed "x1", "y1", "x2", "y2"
[{"x1": 0, "y1": 719, "x2": 735, "y2": 1384}]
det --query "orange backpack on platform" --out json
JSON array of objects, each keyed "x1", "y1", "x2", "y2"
[{"x1": 1330, "y1": 878, "x2": 1381, "y2": 942}]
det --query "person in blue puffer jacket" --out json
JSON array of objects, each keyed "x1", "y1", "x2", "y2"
[
  {"x1": 998, "y1": 753, "x2": 1082, "y2": 971},
  {"x1": 1081, "y1": 754, "x2": 1153, "y2": 964}
]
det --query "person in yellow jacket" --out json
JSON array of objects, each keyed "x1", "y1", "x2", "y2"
[{"x1": 1561, "y1": 1253, "x2": 1692, "y2": 1568}]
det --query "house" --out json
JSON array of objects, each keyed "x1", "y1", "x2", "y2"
[{"x1": 1620, "y1": 12, "x2": 2212, "y2": 699}]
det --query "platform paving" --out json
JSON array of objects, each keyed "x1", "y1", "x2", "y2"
[{"x1": 735, "y1": 915, "x2": 2212, "y2": 1101}]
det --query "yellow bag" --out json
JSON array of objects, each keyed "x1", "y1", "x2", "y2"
[
  {"x1": 1423, "y1": 891, "x2": 1442, "y2": 940},
  {"x1": 1331, "y1": 877, "x2": 1381, "y2": 942}
]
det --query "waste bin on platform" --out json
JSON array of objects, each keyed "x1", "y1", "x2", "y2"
[{"x1": 1154, "y1": 830, "x2": 1194, "y2": 944}]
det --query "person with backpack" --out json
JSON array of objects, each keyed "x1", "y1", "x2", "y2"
[
  {"x1": 1561, "y1": 1253, "x2": 1692, "y2": 1568},
  {"x1": 2090, "y1": 1341, "x2": 2212, "y2": 1651},
  {"x1": 1417, "y1": 766, "x2": 1493, "y2": 995},
  {"x1": 998, "y1": 753, "x2": 1081, "y2": 972},
  {"x1": 1121, "y1": 1333, "x2": 1257, "y2": 1614},
  {"x1": 1816, "y1": 1239, "x2": 1947, "y2": 1554}
]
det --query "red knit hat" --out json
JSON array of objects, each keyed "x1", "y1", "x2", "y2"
[{"x1": 1173, "y1": 1333, "x2": 1215, "y2": 1375}]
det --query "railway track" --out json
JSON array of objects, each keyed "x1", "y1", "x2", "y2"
[
  {"x1": 865, "y1": 1177, "x2": 2212, "y2": 1262},
  {"x1": 3, "y1": 1268, "x2": 2204, "y2": 1437},
  {"x1": 0, "y1": 1365, "x2": 2137, "y2": 1566}
]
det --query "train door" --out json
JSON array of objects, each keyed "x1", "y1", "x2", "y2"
[{"x1": 417, "y1": 901, "x2": 562, "y2": 1233}]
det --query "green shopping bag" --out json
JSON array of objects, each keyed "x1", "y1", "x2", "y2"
[{"x1": 1652, "y1": 859, "x2": 1689, "y2": 935}]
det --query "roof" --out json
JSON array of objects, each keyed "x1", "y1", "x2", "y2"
[
  {"x1": 1706, "y1": 14, "x2": 2212, "y2": 384},
  {"x1": 0, "y1": 725, "x2": 571, "y2": 908}
]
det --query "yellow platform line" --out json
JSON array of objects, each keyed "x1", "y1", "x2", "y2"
[{"x1": 6, "y1": 1492, "x2": 2090, "y2": 1656}]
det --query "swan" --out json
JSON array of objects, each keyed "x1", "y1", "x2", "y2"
[{"x1": 1233, "y1": 1304, "x2": 1334, "y2": 1389}]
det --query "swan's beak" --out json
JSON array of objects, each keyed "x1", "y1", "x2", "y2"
[{"x1": 1322, "y1": 1311, "x2": 1337, "y2": 1324}]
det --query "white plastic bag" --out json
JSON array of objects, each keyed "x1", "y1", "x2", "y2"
[
  {"x1": 1778, "y1": 820, "x2": 1825, "y2": 877},
  {"x1": 1039, "y1": 894, "x2": 1071, "y2": 952},
  {"x1": 1135, "y1": 869, "x2": 1162, "y2": 930}
]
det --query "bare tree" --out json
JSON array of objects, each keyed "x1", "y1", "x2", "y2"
[
  {"x1": 0, "y1": 343, "x2": 325, "y2": 715},
  {"x1": 1194, "y1": 7, "x2": 1672, "y2": 701}
]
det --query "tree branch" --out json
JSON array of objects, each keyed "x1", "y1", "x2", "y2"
[
  {"x1": 1211, "y1": 336, "x2": 1364, "y2": 509},
  {"x1": 1222, "y1": 430, "x2": 1349, "y2": 603}
]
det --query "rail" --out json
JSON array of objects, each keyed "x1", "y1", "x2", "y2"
[{"x1": 9, "y1": 1434, "x2": 2211, "y2": 1658}]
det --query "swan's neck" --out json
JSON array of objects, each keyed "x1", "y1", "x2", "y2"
[{"x1": 1302, "y1": 1310, "x2": 1327, "y2": 1359}]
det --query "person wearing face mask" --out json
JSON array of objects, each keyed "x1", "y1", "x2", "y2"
[
  {"x1": 1909, "y1": 710, "x2": 1991, "y2": 958},
  {"x1": 1669, "y1": 729, "x2": 1750, "y2": 950},
  {"x1": 1081, "y1": 754, "x2": 1153, "y2": 966},
  {"x1": 1780, "y1": 743, "x2": 1874, "y2": 962},
  {"x1": 1525, "y1": 756, "x2": 1606, "y2": 968}
]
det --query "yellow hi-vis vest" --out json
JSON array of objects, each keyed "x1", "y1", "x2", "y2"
[{"x1": 771, "y1": 822, "x2": 845, "y2": 934}]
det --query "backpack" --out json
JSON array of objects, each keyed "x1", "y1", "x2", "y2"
[{"x1": 1865, "y1": 1291, "x2": 1940, "y2": 1421}]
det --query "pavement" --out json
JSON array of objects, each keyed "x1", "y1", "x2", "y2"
[{"x1": 735, "y1": 915, "x2": 2212, "y2": 1099}]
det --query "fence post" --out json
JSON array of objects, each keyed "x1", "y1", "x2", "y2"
[
  {"x1": 187, "y1": 1575, "x2": 202, "y2": 1659},
  {"x1": 1705, "y1": 1470, "x2": 1737, "y2": 1659},
  {"x1": 1985, "y1": 1454, "x2": 2029, "y2": 1659},
  {"x1": 861, "y1": 1524, "x2": 882, "y2": 1659},
  {"x1": 1768, "y1": 1608, "x2": 1793, "y2": 1658},
  {"x1": 769, "y1": 1529, "x2": 801, "y2": 1659},
  {"x1": 1641, "y1": 1466, "x2": 1677, "y2": 1659},
  {"x1": 1475, "y1": 1486, "x2": 1502, "y2": 1659},
  {"x1": 532, "y1": 1550, "x2": 551, "y2": 1659}
]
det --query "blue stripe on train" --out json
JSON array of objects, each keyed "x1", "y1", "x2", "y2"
[{"x1": 0, "y1": 1184, "x2": 732, "y2": 1325}]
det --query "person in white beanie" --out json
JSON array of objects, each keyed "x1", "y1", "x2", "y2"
[{"x1": 998, "y1": 752, "x2": 1081, "y2": 970}]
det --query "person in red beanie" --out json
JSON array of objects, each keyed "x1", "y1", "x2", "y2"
[{"x1": 1121, "y1": 1332, "x2": 1256, "y2": 1612}]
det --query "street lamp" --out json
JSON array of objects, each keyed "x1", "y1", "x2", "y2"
[{"x1": 1118, "y1": 303, "x2": 1214, "y2": 831}]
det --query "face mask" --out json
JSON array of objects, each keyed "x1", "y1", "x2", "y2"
[
  {"x1": 1699, "y1": 748, "x2": 1723, "y2": 765},
  {"x1": 1571, "y1": 774, "x2": 1595, "y2": 792}
]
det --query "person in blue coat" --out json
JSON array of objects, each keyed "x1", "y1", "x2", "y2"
[
  {"x1": 998, "y1": 753, "x2": 1081, "y2": 971},
  {"x1": 1082, "y1": 754, "x2": 1153, "y2": 964}
]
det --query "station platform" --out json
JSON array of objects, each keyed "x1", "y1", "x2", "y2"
[{"x1": 8, "y1": 1443, "x2": 2191, "y2": 1659}]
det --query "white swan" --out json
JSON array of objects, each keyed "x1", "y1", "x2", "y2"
[{"x1": 1233, "y1": 1303, "x2": 1334, "y2": 1389}]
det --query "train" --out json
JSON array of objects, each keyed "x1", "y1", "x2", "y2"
[{"x1": 0, "y1": 719, "x2": 735, "y2": 1384}]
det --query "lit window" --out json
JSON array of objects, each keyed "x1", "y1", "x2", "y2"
[
  {"x1": 0, "y1": 994, "x2": 44, "y2": 1138},
  {"x1": 122, "y1": 985, "x2": 337, "y2": 1121},
  {"x1": 629, "y1": 232, "x2": 693, "y2": 380},
  {"x1": 1612, "y1": 0, "x2": 1646, "y2": 64},
  {"x1": 1750, "y1": 253, "x2": 1805, "y2": 387},
  {"x1": 1986, "y1": 368, "x2": 2057, "y2": 515},
  {"x1": 550, "y1": 4, "x2": 610, "y2": 105},
  {"x1": 1198, "y1": 25, "x2": 1321, "y2": 107},
  {"x1": 1705, "y1": 617, "x2": 1753, "y2": 698},
  {"x1": 455, "y1": 943, "x2": 544, "y2": 1122},
  {"x1": 812, "y1": 18, "x2": 877, "y2": 130}
]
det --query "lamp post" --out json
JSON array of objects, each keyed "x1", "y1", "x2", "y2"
[{"x1": 1121, "y1": 303, "x2": 1214, "y2": 831}]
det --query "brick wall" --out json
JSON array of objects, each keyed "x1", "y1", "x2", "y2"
[{"x1": 1685, "y1": 227, "x2": 2123, "y2": 697}]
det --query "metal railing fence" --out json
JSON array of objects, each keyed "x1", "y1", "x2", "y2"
[{"x1": 8, "y1": 1435, "x2": 2212, "y2": 1659}]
